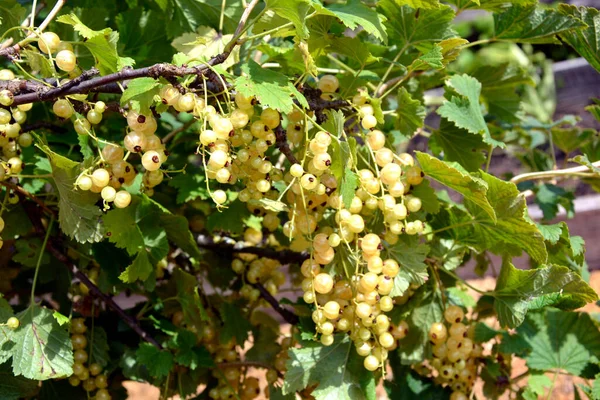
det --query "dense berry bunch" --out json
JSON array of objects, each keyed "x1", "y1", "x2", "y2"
[
  {"x1": 425, "y1": 306, "x2": 484, "y2": 399},
  {"x1": 67, "y1": 318, "x2": 112, "y2": 400}
]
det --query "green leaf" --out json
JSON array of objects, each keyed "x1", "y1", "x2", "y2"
[
  {"x1": 534, "y1": 183, "x2": 574, "y2": 221},
  {"x1": 411, "y1": 44, "x2": 444, "y2": 70},
  {"x1": 58, "y1": 14, "x2": 133, "y2": 75},
  {"x1": 56, "y1": 14, "x2": 111, "y2": 38},
  {"x1": 40, "y1": 144, "x2": 104, "y2": 243},
  {"x1": 77, "y1": 134, "x2": 94, "y2": 161},
  {"x1": 328, "y1": 37, "x2": 379, "y2": 67},
  {"x1": 438, "y1": 74, "x2": 504, "y2": 148},
  {"x1": 410, "y1": 180, "x2": 440, "y2": 214},
  {"x1": 283, "y1": 335, "x2": 375, "y2": 399},
  {"x1": 0, "y1": 362, "x2": 38, "y2": 400},
  {"x1": 206, "y1": 200, "x2": 251, "y2": 235},
  {"x1": 52, "y1": 312, "x2": 69, "y2": 327},
  {"x1": 22, "y1": 49, "x2": 55, "y2": 78},
  {"x1": 235, "y1": 60, "x2": 308, "y2": 114},
  {"x1": 378, "y1": 2, "x2": 456, "y2": 49},
  {"x1": 169, "y1": 172, "x2": 209, "y2": 204},
  {"x1": 396, "y1": 88, "x2": 425, "y2": 138},
  {"x1": 160, "y1": 214, "x2": 202, "y2": 260},
  {"x1": 0, "y1": 1, "x2": 26, "y2": 41},
  {"x1": 493, "y1": 260, "x2": 598, "y2": 328},
  {"x1": 173, "y1": 268, "x2": 209, "y2": 330},
  {"x1": 518, "y1": 310, "x2": 600, "y2": 375},
  {"x1": 119, "y1": 251, "x2": 153, "y2": 283},
  {"x1": 415, "y1": 152, "x2": 495, "y2": 221},
  {"x1": 10, "y1": 306, "x2": 73, "y2": 380},
  {"x1": 523, "y1": 373, "x2": 553, "y2": 400},
  {"x1": 395, "y1": 287, "x2": 443, "y2": 364},
  {"x1": 314, "y1": 0, "x2": 388, "y2": 43},
  {"x1": 265, "y1": 0, "x2": 312, "y2": 39},
  {"x1": 466, "y1": 172, "x2": 547, "y2": 263},
  {"x1": 104, "y1": 197, "x2": 169, "y2": 282},
  {"x1": 473, "y1": 322, "x2": 500, "y2": 343},
  {"x1": 220, "y1": 302, "x2": 253, "y2": 345},
  {"x1": 120, "y1": 77, "x2": 161, "y2": 113},
  {"x1": 431, "y1": 118, "x2": 487, "y2": 172},
  {"x1": 136, "y1": 343, "x2": 173, "y2": 379},
  {"x1": 494, "y1": 5, "x2": 587, "y2": 44},
  {"x1": 393, "y1": 0, "x2": 440, "y2": 9},
  {"x1": 340, "y1": 168, "x2": 359, "y2": 210},
  {"x1": 386, "y1": 238, "x2": 429, "y2": 297},
  {"x1": 386, "y1": 361, "x2": 450, "y2": 399},
  {"x1": 257, "y1": 198, "x2": 289, "y2": 212},
  {"x1": 570, "y1": 154, "x2": 600, "y2": 174},
  {"x1": 13, "y1": 238, "x2": 50, "y2": 268},
  {"x1": 86, "y1": 327, "x2": 110, "y2": 368},
  {"x1": 168, "y1": 0, "x2": 243, "y2": 38}
]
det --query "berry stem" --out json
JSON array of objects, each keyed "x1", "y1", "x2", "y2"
[{"x1": 30, "y1": 214, "x2": 54, "y2": 304}]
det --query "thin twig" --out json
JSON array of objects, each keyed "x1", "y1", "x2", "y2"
[
  {"x1": 20, "y1": 199, "x2": 163, "y2": 349},
  {"x1": 162, "y1": 118, "x2": 196, "y2": 144},
  {"x1": 36, "y1": 0, "x2": 66, "y2": 33},
  {"x1": 510, "y1": 160, "x2": 600, "y2": 184}
]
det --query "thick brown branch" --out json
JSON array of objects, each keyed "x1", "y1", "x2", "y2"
[
  {"x1": 21, "y1": 121, "x2": 68, "y2": 134},
  {"x1": 274, "y1": 125, "x2": 300, "y2": 165},
  {"x1": 253, "y1": 282, "x2": 299, "y2": 325},
  {"x1": 196, "y1": 234, "x2": 309, "y2": 264}
]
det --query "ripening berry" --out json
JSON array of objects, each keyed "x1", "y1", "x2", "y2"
[
  {"x1": 176, "y1": 93, "x2": 196, "y2": 112},
  {"x1": 53, "y1": 99, "x2": 74, "y2": 119},
  {"x1": 318, "y1": 75, "x2": 339, "y2": 93},
  {"x1": 74, "y1": 349, "x2": 88, "y2": 364},
  {"x1": 0, "y1": 90, "x2": 14, "y2": 106},
  {"x1": 320, "y1": 333, "x2": 334, "y2": 346},
  {"x1": 89, "y1": 363, "x2": 102, "y2": 376},
  {"x1": 112, "y1": 188, "x2": 132, "y2": 208},
  {"x1": 68, "y1": 376, "x2": 80, "y2": 387},
  {"x1": 300, "y1": 174, "x2": 318, "y2": 190},
  {"x1": 363, "y1": 355, "x2": 379, "y2": 371},
  {"x1": 11, "y1": 109, "x2": 26, "y2": 124},
  {"x1": 445, "y1": 305, "x2": 465, "y2": 324},
  {"x1": 71, "y1": 334, "x2": 88, "y2": 350},
  {"x1": 366, "y1": 130, "x2": 386, "y2": 150},
  {"x1": 102, "y1": 144, "x2": 124, "y2": 164},
  {"x1": 0, "y1": 108, "x2": 10, "y2": 124},
  {"x1": 18, "y1": 132, "x2": 33, "y2": 147},
  {"x1": 87, "y1": 109, "x2": 103, "y2": 125},
  {"x1": 212, "y1": 190, "x2": 227, "y2": 205},
  {"x1": 322, "y1": 301, "x2": 340, "y2": 319},
  {"x1": 94, "y1": 101, "x2": 106, "y2": 113},
  {"x1": 361, "y1": 114, "x2": 377, "y2": 130},
  {"x1": 141, "y1": 151, "x2": 161, "y2": 171},
  {"x1": 0, "y1": 217, "x2": 4, "y2": 233},
  {"x1": 94, "y1": 374, "x2": 108, "y2": 389},
  {"x1": 261, "y1": 108, "x2": 280, "y2": 129},
  {"x1": 429, "y1": 322, "x2": 448, "y2": 343},
  {"x1": 38, "y1": 32, "x2": 60, "y2": 54},
  {"x1": 8, "y1": 157, "x2": 22, "y2": 174},
  {"x1": 55, "y1": 50, "x2": 77, "y2": 72},
  {"x1": 95, "y1": 389, "x2": 111, "y2": 400},
  {"x1": 160, "y1": 84, "x2": 180, "y2": 106},
  {"x1": 290, "y1": 163, "x2": 304, "y2": 178},
  {"x1": 6, "y1": 316, "x2": 19, "y2": 329},
  {"x1": 74, "y1": 118, "x2": 91, "y2": 135},
  {"x1": 379, "y1": 295, "x2": 394, "y2": 312},
  {"x1": 124, "y1": 131, "x2": 146, "y2": 153},
  {"x1": 101, "y1": 186, "x2": 117, "y2": 202},
  {"x1": 0, "y1": 69, "x2": 15, "y2": 80},
  {"x1": 91, "y1": 168, "x2": 110, "y2": 188},
  {"x1": 406, "y1": 196, "x2": 422, "y2": 213},
  {"x1": 406, "y1": 166, "x2": 424, "y2": 185},
  {"x1": 313, "y1": 273, "x2": 334, "y2": 294}
]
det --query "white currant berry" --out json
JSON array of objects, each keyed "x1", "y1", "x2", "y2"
[
  {"x1": 53, "y1": 99, "x2": 74, "y2": 119},
  {"x1": 78, "y1": 176, "x2": 93, "y2": 191},
  {"x1": 142, "y1": 151, "x2": 162, "y2": 171},
  {"x1": 55, "y1": 50, "x2": 77, "y2": 72},
  {"x1": 91, "y1": 168, "x2": 110, "y2": 188},
  {"x1": 114, "y1": 190, "x2": 132, "y2": 208},
  {"x1": 38, "y1": 32, "x2": 60, "y2": 54},
  {"x1": 318, "y1": 75, "x2": 339, "y2": 93},
  {"x1": 101, "y1": 186, "x2": 117, "y2": 202},
  {"x1": 212, "y1": 190, "x2": 227, "y2": 205}
]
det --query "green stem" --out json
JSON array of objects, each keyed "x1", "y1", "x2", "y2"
[
  {"x1": 425, "y1": 219, "x2": 478, "y2": 236},
  {"x1": 461, "y1": 38, "x2": 495, "y2": 49},
  {"x1": 326, "y1": 55, "x2": 377, "y2": 91},
  {"x1": 439, "y1": 268, "x2": 487, "y2": 295},
  {"x1": 30, "y1": 215, "x2": 54, "y2": 304},
  {"x1": 485, "y1": 145, "x2": 493, "y2": 172},
  {"x1": 375, "y1": 44, "x2": 409, "y2": 94}
]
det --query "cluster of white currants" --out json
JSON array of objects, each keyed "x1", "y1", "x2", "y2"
[
  {"x1": 428, "y1": 306, "x2": 484, "y2": 400},
  {"x1": 0, "y1": 69, "x2": 34, "y2": 186},
  {"x1": 36, "y1": 31, "x2": 78, "y2": 73},
  {"x1": 68, "y1": 318, "x2": 112, "y2": 400}
]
